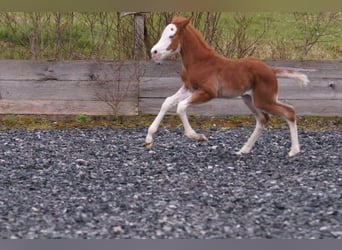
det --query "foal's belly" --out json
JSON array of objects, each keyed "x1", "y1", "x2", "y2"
[{"x1": 218, "y1": 83, "x2": 252, "y2": 98}]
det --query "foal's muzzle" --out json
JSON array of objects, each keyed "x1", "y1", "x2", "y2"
[{"x1": 151, "y1": 48, "x2": 163, "y2": 63}]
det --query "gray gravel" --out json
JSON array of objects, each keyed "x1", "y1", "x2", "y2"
[{"x1": 0, "y1": 127, "x2": 341, "y2": 239}]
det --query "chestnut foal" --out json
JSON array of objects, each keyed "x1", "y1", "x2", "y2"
[{"x1": 145, "y1": 16, "x2": 309, "y2": 157}]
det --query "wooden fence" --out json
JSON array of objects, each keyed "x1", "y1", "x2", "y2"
[{"x1": 0, "y1": 60, "x2": 341, "y2": 116}]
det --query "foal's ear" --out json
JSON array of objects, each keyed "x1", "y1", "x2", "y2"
[
  {"x1": 179, "y1": 17, "x2": 191, "y2": 30},
  {"x1": 174, "y1": 16, "x2": 191, "y2": 31}
]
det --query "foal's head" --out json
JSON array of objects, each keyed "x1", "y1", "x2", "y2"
[{"x1": 151, "y1": 16, "x2": 191, "y2": 63}]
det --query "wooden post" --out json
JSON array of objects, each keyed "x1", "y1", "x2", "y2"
[
  {"x1": 134, "y1": 14, "x2": 145, "y2": 60},
  {"x1": 121, "y1": 12, "x2": 148, "y2": 60}
]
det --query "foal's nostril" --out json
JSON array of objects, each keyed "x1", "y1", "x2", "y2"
[{"x1": 153, "y1": 50, "x2": 158, "y2": 54}]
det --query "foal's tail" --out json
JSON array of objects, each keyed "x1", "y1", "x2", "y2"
[{"x1": 273, "y1": 68, "x2": 310, "y2": 86}]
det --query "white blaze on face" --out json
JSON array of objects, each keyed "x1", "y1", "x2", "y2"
[{"x1": 151, "y1": 24, "x2": 180, "y2": 62}]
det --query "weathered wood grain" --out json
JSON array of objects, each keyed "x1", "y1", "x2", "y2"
[
  {"x1": 140, "y1": 98, "x2": 250, "y2": 115},
  {"x1": 140, "y1": 77, "x2": 342, "y2": 100},
  {"x1": 268, "y1": 60, "x2": 342, "y2": 79},
  {"x1": 0, "y1": 80, "x2": 138, "y2": 100},
  {"x1": 0, "y1": 60, "x2": 340, "y2": 116},
  {"x1": 2, "y1": 60, "x2": 339, "y2": 81},
  {"x1": 0, "y1": 100, "x2": 137, "y2": 115},
  {"x1": 139, "y1": 98, "x2": 342, "y2": 116},
  {"x1": 0, "y1": 60, "x2": 181, "y2": 80}
]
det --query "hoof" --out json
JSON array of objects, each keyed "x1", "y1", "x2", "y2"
[
  {"x1": 235, "y1": 150, "x2": 248, "y2": 156},
  {"x1": 146, "y1": 142, "x2": 153, "y2": 150},
  {"x1": 288, "y1": 149, "x2": 300, "y2": 157},
  {"x1": 236, "y1": 147, "x2": 251, "y2": 155},
  {"x1": 186, "y1": 132, "x2": 208, "y2": 141},
  {"x1": 198, "y1": 134, "x2": 208, "y2": 141}
]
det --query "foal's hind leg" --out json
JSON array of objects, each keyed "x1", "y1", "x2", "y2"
[
  {"x1": 237, "y1": 94, "x2": 270, "y2": 155},
  {"x1": 255, "y1": 98, "x2": 300, "y2": 157},
  {"x1": 267, "y1": 102, "x2": 300, "y2": 156}
]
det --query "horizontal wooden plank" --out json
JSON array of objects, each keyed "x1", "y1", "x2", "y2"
[
  {"x1": 0, "y1": 80, "x2": 138, "y2": 101},
  {"x1": 140, "y1": 98, "x2": 254, "y2": 116},
  {"x1": 0, "y1": 60, "x2": 341, "y2": 116},
  {"x1": 267, "y1": 60, "x2": 342, "y2": 79},
  {"x1": 281, "y1": 99, "x2": 342, "y2": 116},
  {"x1": 139, "y1": 98, "x2": 342, "y2": 116},
  {"x1": 0, "y1": 60, "x2": 182, "y2": 81},
  {"x1": 140, "y1": 77, "x2": 342, "y2": 100},
  {"x1": 0, "y1": 60, "x2": 96, "y2": 81},
  {"x1": 0, "y1": 60, "x2": 340, "y2": 81},
  {"x1": 140, "y1": 77, "x2": 183, "y2": 98},
  {"x1": 267, "y1": 60, "x2": 341, "y2": 69},
  {"x1": 0, "y1": 100, "x2": 138, "y2": 115}
]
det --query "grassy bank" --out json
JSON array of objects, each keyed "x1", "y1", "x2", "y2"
[{"x1": 0, "y1": 115, "x2": 341, "y2": 131}]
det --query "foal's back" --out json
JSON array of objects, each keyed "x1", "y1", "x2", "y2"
[{"x1": 196, "y1": 55, "x2": 278, "y2": 98}]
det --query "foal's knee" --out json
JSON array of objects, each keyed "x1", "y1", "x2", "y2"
[
  {"x1": 283, "y1": 105, "x2": 296, "y2": 122},
  {"x1": 161, "y1": 96, "x2": 174, "y2": 110},
  {"x1": 176, "y1": 101, "x2": 188, "y2": 115},
  {"x1": 260, "y1": 112, "x2": 270, "y2": 124}
]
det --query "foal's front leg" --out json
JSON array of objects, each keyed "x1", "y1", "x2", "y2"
[
  {"x1": 145, "y1": 85, "x2": 191, "y2": 149},
  {"x1": 176, "y1": 89, "x2": 216, "y2": 141},
  {"x1": 176, "y1": 96, "x2": 208, "y2": 141}
]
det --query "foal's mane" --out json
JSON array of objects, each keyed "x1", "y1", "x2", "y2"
[
  {"x1": 186, "y1": 24, "x2": 214, "y2": 51},
  {"x1": 172, "y1": 16, "x2": 214, "y2": 53},
  {"x1": 185, "y1": 23, "x2": 214, "y2": 53}
]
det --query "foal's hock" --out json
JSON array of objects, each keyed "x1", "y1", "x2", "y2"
[{"x1": 145, "y1": 16, "x2": 309, "y2": 157}]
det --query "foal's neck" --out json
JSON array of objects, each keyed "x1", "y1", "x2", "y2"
[{"x1": 180, "y1": 26, "x2": 215, "y2": 69}]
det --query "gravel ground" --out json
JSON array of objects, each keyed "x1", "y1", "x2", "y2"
[{"x1": 0, "y1": 126, "x2": 341, "y2": 239}]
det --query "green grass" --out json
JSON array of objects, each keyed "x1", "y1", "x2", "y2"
[
  {"x1": 0, "y1": 115, "x2": 341, "y2": 131},
  {"x1": 218, "y1": 12, "x2": 342, "y2": 59},
  {"x1": 0, "y1": 12, "x2": 340, "y2": 60}
]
